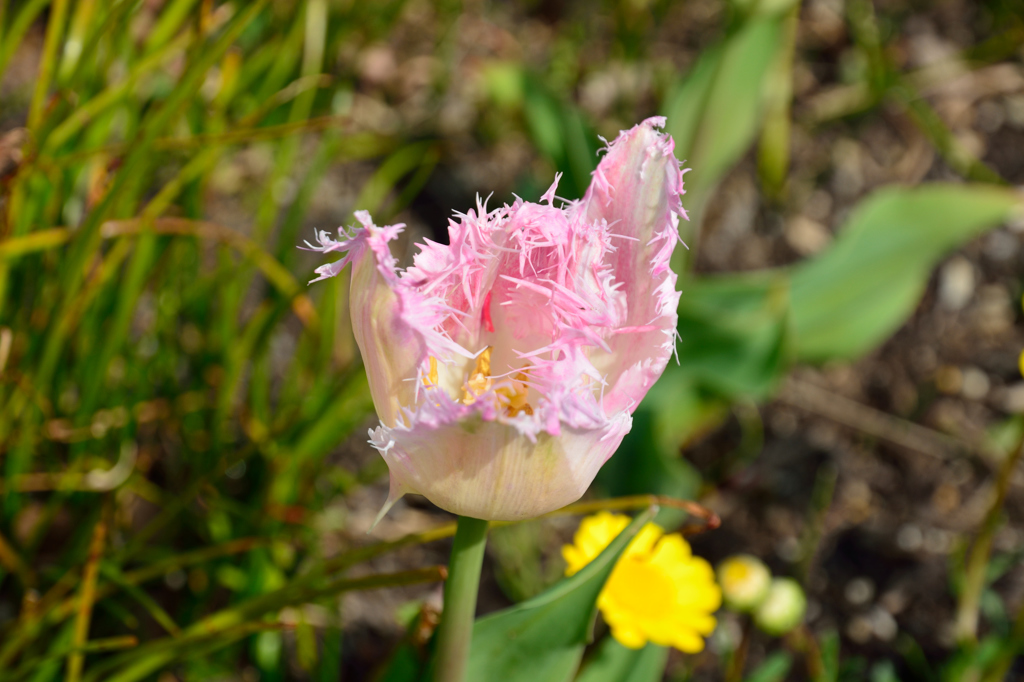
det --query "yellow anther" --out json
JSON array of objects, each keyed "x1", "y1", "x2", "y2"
[
  {"x1": 460, "y1": 351, "x2": 534, "y2": 415},
  {"x1": 498, "y1": 368, "x2": 533, "y2": 417},
  {"x1": 423, "y1": 356, "x2": 439, "y2": 387},
  {"x1": 462, "y1": 347, "x2": 493, "y2": 404}
]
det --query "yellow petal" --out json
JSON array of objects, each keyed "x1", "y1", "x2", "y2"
[{"x1": 609, "y1": 624, "x2": 648, "y2": 650}]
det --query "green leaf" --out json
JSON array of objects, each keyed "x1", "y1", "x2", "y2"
[
  {"x1": 464, "y1": 508, "x2": 657, "y2": 682},
  {"x1": 818, "y1": 630, "x2": 841, "y2": 682},
  {"x1": 790, "y1": 184, "x2": 1020, "y2": 361},
  {"x1": 870, "y1": 660, "x2": 902, "y2": 682},
  {"x1": 574, "y1": 638, "x2": 669, "y2": 682},
  {"x1": 663, "y1": 15, "x2": 784, "y2": 238},
  {"x1": 522, "y1": 76, "x2": 601, "y2": 200},
  {"x1": 676, "y1": 272, "x2": 791, "y2": 399},
  {"x1": 745, "y1": 652, "x2": 793, "y2": 682},
  {"x1": 352, "y1": 141, "x2": 441, "y2": 221},
  {"x1": 757, "y1": 7, "x2": 799, "y2": 199},
  {"x1": 314, "y1": 623, "x2": 343, "y2": 682}
]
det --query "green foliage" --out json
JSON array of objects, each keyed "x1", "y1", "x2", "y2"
[
  {"x1": 595, "y1": 366, "x2": 707, "y2": 499},
  {"x1": 663, "y1": 9, "x2": 787, "y2": 243},
  {"x1": 676, "y1": 273, "x2": 791, "y2": 398},
  {"x1": 789, "y1": 184, "x2": 1020, "y2": 360},
  {"x1": 744, "y1": 652, "x2": 793, "y2": 682},
  {"x1": 1, "y1": 0, "x2": 1022, "y2": 678},
  {"x1": 574, "y1": 638, "x2": 668, "y2": 682},
  {"x1": 522, "y1": 74, "x2": 603, "y2": 201},
  {"x1": 490, "y1": 520, "x2": 568, "y2": 603},
  {"x1": 465, "y1": 509, "x2": 656, "y2": 682},
  {"x1": 0, "y1": 1, "x2": 433, "y2": 678}
]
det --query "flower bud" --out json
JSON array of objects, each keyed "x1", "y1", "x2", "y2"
[
  {"x1": 717, "y1": 554, "x2": 772, "y2": 613},
  {"x1": 753, "y1": 577, "x2": 807, "y2": 636}
]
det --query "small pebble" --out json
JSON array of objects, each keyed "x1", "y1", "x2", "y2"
[
  {"x1": 984, "y1": 230, "x2": 1018, "y2": 262},
  {"x1": 975, "y1": 99, "x2": 1006, "y2": 133},
  {"x1": 938, "y1": 256, "x2": 974, "y2": 311},
  {"x1": 994, "y1": 527, "x2": 1024, "y2": 552},
  {"x1": 995, "y1": 383, "x2": 1024, "y2": 413},
  {"x1": 1005, "y1": 94, "x2": 1024, "y2": 129},
  {"x1": 846, "y1": 614, "x2": 874, "y2": 644},
  {"x1": 924, "y1": 528, "x2": 953, "y2": 554},
  {"x1": 776, "y1": 536, "x2": 803, "y2": 563},
  {"x1": 960, "y1": 366, "x2": 990, "y2": 400},
  {"x1": 869, "y1": 606, "x2": 899, "y2": 641},
  {"x1": 785, "y1": 216, "x2": 832, "y2": 256},
  {"x1": 897, "y1": 524, "x2": 923, "y2": 552},
  {"x1": 1007, "y1": 203, "x2": 1024, "y2": 233},
  {"x1": 880, "y1": 589, "x2": 909, "y2": 615},
  {"x1": 931, "y1": 483, "x2": 960, "y2": 514},
  {"x1": 804, "y1": 190, "x2": 834, "y2": 221},
  {"x1": 974, "y1": 285, "x2": 1014, "y2": 335},
  {"x1": 935, "y1": 365, "x2": 963, "y2": 394},
  {"x1": 845, "y1": 577, "x2": 875, "y2": 606}
]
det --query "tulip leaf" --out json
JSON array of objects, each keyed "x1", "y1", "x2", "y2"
[
  {"x1": 574, "y1": 638, "x2": 669, "y2": 682},
  {"x1": 464, "y1": 509, "x2": 657, "y2": 682},
  {"x1": 789, "y1": 184, "x2": 1021, "y2": 361},
  {"x1": 663, "y1": 14, "x2": 785, "y2": 239},
  {"x1": 675, "y1": 272, "x2": 791, "y2": 399}
]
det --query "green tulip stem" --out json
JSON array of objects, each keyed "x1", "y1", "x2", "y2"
[{"x1": 433, "y1": 515, "x2": 488, "y2": 682}]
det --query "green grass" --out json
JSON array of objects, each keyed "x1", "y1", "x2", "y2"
[
  {"x1": 0, "y1": 1, "x2": 428, "y2": 678},
  {"x1": 1, "y1": 0, "x2": 1022, "y2": 680}
]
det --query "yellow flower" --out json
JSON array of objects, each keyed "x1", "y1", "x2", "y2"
[{"x1": 562, "y1": 512, "x2": 722, "y2": 652}]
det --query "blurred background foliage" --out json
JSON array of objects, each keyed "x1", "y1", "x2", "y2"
[{"x1": 0, "y1": 0, "x2": 1023, "y2": 680}]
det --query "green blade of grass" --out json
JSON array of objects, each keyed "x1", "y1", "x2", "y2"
[{"x1": 82, "y1": 566, "x2": 447, "y2": 682}]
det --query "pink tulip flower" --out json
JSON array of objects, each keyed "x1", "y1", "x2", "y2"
[{"x1": 307, "y1": 117, "x2": 686, "y2": 521}]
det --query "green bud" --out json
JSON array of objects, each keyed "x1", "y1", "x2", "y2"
[
  {"x1": 753, "y1": 578, "x2": 807, "y2": 636},
  {"x1": 717, "y1": 554, "x2": 772, "y2": 612}
]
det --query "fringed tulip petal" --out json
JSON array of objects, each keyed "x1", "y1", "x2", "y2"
[
  {"x1": 307, "y1": 119, "x2": 686, "y2": 521},
  {"x1": 580, "y1": 117, "x2": 685, "y2": 415}
]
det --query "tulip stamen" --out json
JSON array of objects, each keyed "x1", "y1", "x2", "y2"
[
  {"x1": 462, "y1": 346, "x2": 493, "y2": 404},
  {"x1": 423, "y1": 356, "x2": 439, "y2": 387},
  {"x1": 460, "y1": 349, "x2": 534, "y2": 417},
  {"x1": 498, "y1": 368, "x2": 533, "y2": 417}
]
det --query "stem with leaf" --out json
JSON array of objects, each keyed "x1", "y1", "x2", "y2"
[{"x1": 433, "y1": 516, "x2": 489, "y2": 682}]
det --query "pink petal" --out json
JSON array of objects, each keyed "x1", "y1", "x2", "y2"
[{"x1": 579, "y1": 117, "x2": 685, "y2": 414}]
